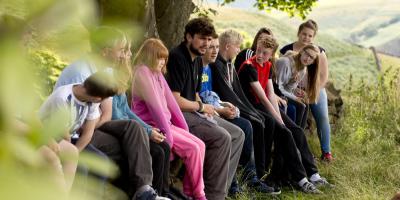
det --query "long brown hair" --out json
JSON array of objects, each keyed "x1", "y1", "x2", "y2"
[
  {"x1": 251, "y1": 27, "x2": 273, "y2": 50},
  {"x1": 297, "y1": 19, "x2": 318, "y2": 36},
  {"x1": 133, "y1": 38, "x2": 169, "y2": 74},
  {"x1": 291, "y1": 44, "x2": 320, "y2": 103}
]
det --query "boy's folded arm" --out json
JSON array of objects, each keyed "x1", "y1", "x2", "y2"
[{"x1": 74, "y1": 118, "x2": 97, "y2": 151}]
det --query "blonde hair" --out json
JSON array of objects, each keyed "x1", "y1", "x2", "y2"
[
  {"x1": 219, "y1": 29, "x2": 243, "y2": 47},
  {"x1": 133, "y1": 38, "x2": 169, "y2": 74},
  {"x1": 90, "y1": 26, "x2": 127, "y2": 54},
  {"x1": 114, "y1": 55, "x2": 132, "y2": 94},
  {"x1": 290, "y1": 44, "x2": 320, "y2": 103}
]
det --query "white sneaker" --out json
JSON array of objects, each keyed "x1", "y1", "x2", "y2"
[
  {"x1": 300, "y1": 181, "x2": 323, "y2": 194},
  {"x1": 155, "y1": 196, "x2": 170, "y2": 200}
]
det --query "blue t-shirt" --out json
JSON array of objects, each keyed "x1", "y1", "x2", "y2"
[
  {"x1": 200, "y1": 65, "x2": 212, "y2": 93},
  {"x1": 54, "y1": 59, "x2": 113, "y2": 89},
  {"x1": 112, "y1": 94, "x2": 152, "y2": 135},
  {"x1": 199, "y1": 65, "x2": 223, "y2": 108}
]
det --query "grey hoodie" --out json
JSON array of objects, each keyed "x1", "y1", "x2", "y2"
[{"x1": 275, "y1": 56, "x2": 306, "y2": 100}]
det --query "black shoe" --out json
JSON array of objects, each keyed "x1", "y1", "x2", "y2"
[
  {"x1": 168, "y1": 186, "x2": 191, "y2": 200},
  {"x1": 248, "y1": 178, "x2": 281, "y2": 195},
  {"x1": 228, "y1": 181, "x2": 243, "y2": 197},
  {"x1": 135, "y1": 188, "x2": 157, "y2": 200}
]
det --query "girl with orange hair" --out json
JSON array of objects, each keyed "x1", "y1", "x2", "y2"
[{"x1": 131, "y1": 38, "x2": 207, "y2": 200}]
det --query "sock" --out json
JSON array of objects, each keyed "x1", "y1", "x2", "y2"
[
  {"x1": 310, "y1": 173, "x2": 321, "y2": 182},
  {"x1": 298, "y1": 177, "x2": 308, "y2": 187}
]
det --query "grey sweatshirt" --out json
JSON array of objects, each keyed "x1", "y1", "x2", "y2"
[{"x1": 275, "y1": 56, "x2": 306, "y2": 100}]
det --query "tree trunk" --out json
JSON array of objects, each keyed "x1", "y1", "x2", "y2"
[
  {"x1": 96, "y1": 0, "x2": 147, "y2": 23},
  {"x1": 95, "y1": 0, "x2": 194, "y2": 49},
  {"x1": 154, "y1": 0, "x2": 195, "y2": 49},
  {"x1": 144, "y1": 0, "x2": 159, "y2": 38}
]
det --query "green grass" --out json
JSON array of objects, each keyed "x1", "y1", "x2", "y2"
[
  {"x1": 227, "y1": 57, "x2": 400, "y2": 199},
  {"x1": 208, "y1": 6, "x2": 400, "y2": 199}
]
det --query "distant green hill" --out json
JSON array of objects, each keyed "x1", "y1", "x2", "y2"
[
  {"x1": 270, "y1": 0, "x2": 400, "y2": 57},
  {"x1": 209, "y1": 6, "x2": 383, "y2": 88}
]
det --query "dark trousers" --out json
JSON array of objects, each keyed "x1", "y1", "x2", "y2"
[
  {"x1": 228, "y1": 117, "x2": 253, "y2": 170},
  {"x1": 269, "y1": 112, "x2": 318, "y2": 183},
  {"x1": 241, "y1": 105, "x2": 275, "y2": 179},
  {"x1": 90, "y1": 120, "x2": 154, "y2": 197},
  {"x1": 253, "y1": 104, "x2": 309, "y2": 182},
  {"x1": 281, "y1": 112, "x2": 318, "y2": 177},
  {"x1": 227, "y1": 117, "x2": 256, "y2": 183},
  {"x1": 150, "y1": 141, "x2": 170, "y2": 196}
]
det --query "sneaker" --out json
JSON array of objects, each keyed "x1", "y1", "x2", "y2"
[
  {"x1": 228, "y1": 184, "x2": 243, "y2": 197},
  {"x1": 228, "y1": 179, "x2": 243, "y2": 197},
  {"x1": 168, "y1": 186, "x2": 191, "y2": 200},
  {"x1": 135, "y1": 188, "x2": 171, "y2": 200},
  {"x1": 311, "y1": 177, "x2": 334, "y2": 188},
  {"x1": 155, "y1": 196, "x2": 171, "y2": 200},
  {"x1": 135, "y1": 189, "x2": 157, "y2": 200},
  {"x1": 248, "y1": 178, "x2": 281, "y2": 195},
  {"x1": 300, "y1": 182, "x2": 322, "y2": 194},
  {"x1": 321, "y1": 152, "x2": 333, "y2": 162}
]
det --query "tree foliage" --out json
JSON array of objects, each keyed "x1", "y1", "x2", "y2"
[{"x1": 221, "y1": 0, "x2": 318, "y2": 19}]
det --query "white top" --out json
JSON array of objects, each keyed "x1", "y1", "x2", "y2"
[{"x1": 39, "y1": 84, "x2": 100, "y2": 138}]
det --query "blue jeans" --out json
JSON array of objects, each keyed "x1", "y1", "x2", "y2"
[
  {"x1": 310, "y1": 88, "x2": 331, "y2": 154},
  {"x1": 286, "y1": 98, "x2": 308, "y2": 129}
]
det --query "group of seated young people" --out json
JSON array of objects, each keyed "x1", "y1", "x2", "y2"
[{"x1": 38, "y1": 17, "x2": 334, "y2": 200}]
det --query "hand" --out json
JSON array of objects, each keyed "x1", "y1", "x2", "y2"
[
  {"x1": 47, "y1": 139, "x2": 60, "y2": 154},
  {"x1": 150, "y1": 128, "x2": 166, "y2": 143},
  {"x1": 221, "y1": 101, "x2": 234, "y2": 108},
  {"x1": 296, "y1": 97, "x2": 305, "y2": 104},
  {"x1": 205, "y1": 113, "x2": 214, "y2": 118},
  {"x1": 220, "y1": 107, "x2": 236, "y2": 119},
  {"x1": 294, "y1": 88, "x2": 305, "y2": 98},
  {"x1": 63, "y1": 131, "x2": 71, "y2": 142},
  {"x1": 277, "y1": 96, "x2": 287, "y2": 107},
  {"x1": 203, "y1": 104, "x2": 215, "y2": 115},
  {"x1": 276, "y1": 116, "x2": 285, "y2": 126}
]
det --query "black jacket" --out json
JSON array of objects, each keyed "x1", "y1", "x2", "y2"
[{"x1": 210, "y1": 54, "x2": 265, "y2": 127}]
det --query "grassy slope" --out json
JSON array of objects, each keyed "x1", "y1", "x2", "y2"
[
  {"x1": 209, "y1": 6, "x2": 378, "y2": 88},
  {"x1": 271, "y1": 0, "x2": 400, "y2": 55},
  {"x1": 210, "y1": 6, "x2": 400, "y2": 200}
]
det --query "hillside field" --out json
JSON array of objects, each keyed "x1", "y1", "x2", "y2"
[{"x1": 208, "y1": 6, "x2": 400, "y2": 88}]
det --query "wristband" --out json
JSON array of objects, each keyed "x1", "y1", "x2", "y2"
[{"x1": 197, "y1": 101, "x2": 204, "y2": 113}]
